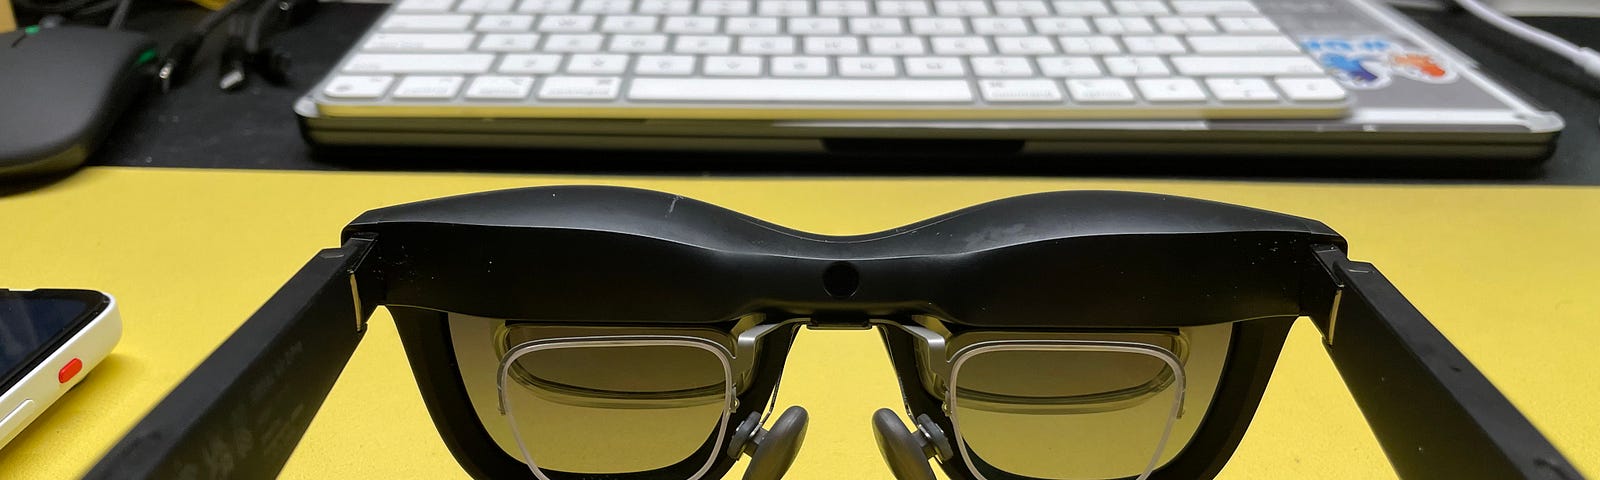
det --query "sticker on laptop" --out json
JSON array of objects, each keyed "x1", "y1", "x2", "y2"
[{"x1": 1299, "y1": 36, "x2": 1459, "y2": 89}]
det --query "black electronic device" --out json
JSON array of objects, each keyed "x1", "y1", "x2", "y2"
[{"x1": 0, "y1": 25, "x2": 154, "y2": 178}]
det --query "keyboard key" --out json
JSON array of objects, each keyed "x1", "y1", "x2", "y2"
[
  {"x1": 739, "y1": 36, "x2": 797, "y2": 54},
  {"x1": 543, "y1": 34, "x2": 606, "y2": 51},
  {"x1": 1171, "y1": 0, "x2": 1258, "y2": 14},
  {"x1": 993, "y1": 0, "x2": 1049, "y2": 15},
  {"x1": 1032, "y1": 17, "x2": 1091, "y2": 34},
  {"x1": 662, "y1": 16, "x2": 719, "y2": 33},
  {"x1": 817, "y1": 0, "x2": 870, "y2": 15},
  {"x1": 1065, "y1": 78, "x2": 1135, "y2": 102},
  {"x1": 1157, "y1": 16, "x2": 1216, "y2": 33},
  {"x1": 465, "y1": 75, "x2": 535, "y2": 99},
  {"x1": 849, "y1": 17, "x2": 906, "y2": 34},
  {"x1": 538, "y1": 15, "x2": 597, "y2": 32},
  {"x1": 577, "y1": 0, "x2": 633, "y2": 13},
  {"x1": 758, "y1": 0, "x2": 810, "y2": 15},
  {"x1": 516, "y1": 0, "x2": 575, "y2": 11},
  {"x1": 630, "y1": 0, "x2": 688, "y2": 11},
  {"x1": 699, "y1": 0, "x2": 752, "y2": 14},
  {"x1": 771, "y1": 56, "x2": 831, "y2": 76},
  {"x1": 609, "y1": 34, "x2": 669, "y2": 52},
  {"x1": 1112, "y1": 0, "x2": 1168, "y2": 14},
  {"x1": 538, "y1": 76, "x2": 622, "y2": 99},
  {"x1": 868, "y1": 36, "x2": 927, "y2": 55},
  {"x1": 499, "y1": 53, "x2": 565, "y2": 73},
  {"x1": 930, "y1": 36, "x2": 991, "y2": 54},
  {"x1": 995, "y1": 36, "x2": 1056, "y2": 54},
  {"x1": 600, "y1": 15, "x2": 661, "y2": 33},
  {"x1": 837, "y1": 56, "x2": 899, "y2": 76},
  {"x1": 805, "y1": 36, "x2": 862, "y2": 54},
  {"x1": 1205, "y1": 77, "x2": 1278, "y2": 101},
  {"x1": 790, "y1": 17, "x2": 844, "y2": 34},
  {"x1": 474, "y1": 14, "x2": 535, "y2": 31},
  {"x1": 971, "y1": 56, "x2": 1035, "y2": 77},
  {"x1": 345, "y1": 53, "x2": 495, "y2": 73},
  {"x1": 1037, "y1": 56, "x2": 1102, "y2": 76},
  {"x1": 1050, "y1": 0, "x2": 1109, "y2": 14},
  {"x1": 364, "y1": 33, "x2": 475, "y2": 51},
  {"x1": 1103, "y1": 55, "x2": 1170, "y2": 76},
  {"x1": 1216, "y1": 16, "x2": 1280, "y2": 33},
  {"x1": 1169, "y1": 55, "x2": 1321, "y2": 75},
  {"x1": 1187, "y1": 35, "x2": 1301, "y2": 53},
  {"x1": 456, "y1": 0, "x2": 514, "y2": 11},
  {"x1": 904, "y1": 56, "x2": 966, "y2": 76},
  {"x1": 1135, "y1": 77, "x2": 1206, "y2": 102},
  {"x1": 1122, "y1": 35, "x2": 1186, "y2": 54},
  {"x1": 382, "y1": 15, "x2": 474, "y2": 31},
  {"x1": 391, "y1": 75, "x2": 465, "y2": 98},
  {"x1": 1057, "y1": 36, "x2": 1121, "y2": 54},
  {"x1": 628, "y1": 78, "x2": 972, "y2": 101},
  {"x1": 704, "y1": 55, "x2": 764, "y2": 75},
  {"x1": 323, "y1": 75, "x2": 394, "y2": 98},
  {"x1": 567, "y1": 53, "x2": 630, "y2": 73},
  {"x1": 978, "y1": 79, "x2": 1063, "y2": 102},
  {"x1": 1275, "y1": 77, "x2": 1346, "y2": 101},
  {"x1": 876, "y1": 0, "x2": 930, "y2": 15},
  {"x1": 635, "y1": 0, "x2": 692, "y2": 13},
  {"x1": 395, "y1": 0, "x2": 455, "y2": 12},
  {"x1": 909, "y1": 18, "x2": 965, "y2": 35},
  {"x1": 971, "y1": 18, "x2": 1028, "y2": 35},
  {"x1": 477, "y1": 33, "x2": 541, "y2": 51},
  {"x1": 725, "y1": 17, "x2": 781, "y2": 34},
  {"x1": 635, "y1": 54, "x2": 697, "y2": 74},
  {"x1": 675, "y1": 35, "x2": 734, "y2": 53},
  {"x1": 1094, "y1": 16, "x2": 1155, "y2": 34},
  {"x1": 934, "y1": 0, "x2": 989, "y2": 15}
]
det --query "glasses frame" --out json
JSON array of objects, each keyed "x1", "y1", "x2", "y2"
[{"x1": 84, "y1": 186, "x2": 1585, "y2": 480}]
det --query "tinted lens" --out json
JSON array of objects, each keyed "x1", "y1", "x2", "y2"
[
  {"x1": 951, "y1": 344, "x2": 1184, "y2": 480},
  {"x1": 499, "y1": 341, "x2": 731, "y2": 477}
]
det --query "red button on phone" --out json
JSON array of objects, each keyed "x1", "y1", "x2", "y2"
[{"x1": 59, "y1": 358, "x2": 83, "y2": 384}]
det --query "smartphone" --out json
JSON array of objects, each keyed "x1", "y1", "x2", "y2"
[{"x1": 0, "y1": 289, "x2": 121, "y2": 448}]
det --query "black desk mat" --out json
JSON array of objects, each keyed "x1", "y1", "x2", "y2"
[{"x1": 76, "y1": 3, "x2": 1600, "y2": 183}]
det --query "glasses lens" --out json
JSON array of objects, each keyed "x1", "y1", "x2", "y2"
[
  {"x1": 951, "y1": 345, "x2": 1183, "y2": 480},
  {"x1": 500, "y1": 341, "x2": 731, "y2": 477}
]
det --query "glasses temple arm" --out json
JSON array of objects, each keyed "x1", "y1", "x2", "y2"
[
  {"x1": 1303, "y1": 244, "x2": 1582, "y2": 480},
  {"x1": 84, "y1": 237, "x2": 380, "y2": 480}
]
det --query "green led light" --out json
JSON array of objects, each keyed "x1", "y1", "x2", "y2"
[
  {"x1": 135, "y1": 49, "x2": 157, "y2": 66},
  {"x1": 24, "y1": 25, "x2": 40, "y2": 35}
]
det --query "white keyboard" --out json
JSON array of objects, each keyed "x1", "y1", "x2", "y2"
[{"x1": 311, "y1": 0, "x2": 1351, "y2": 120}]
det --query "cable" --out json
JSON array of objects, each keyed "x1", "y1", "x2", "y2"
[
  {"x1": 105, "y1": 0, "x2": 133, "y2": 29},
  {"x1": 1447, "y1": 0, "x2": 1600, "y2": 80},
  {"x1": 155, "y1": 0, "x2": 265, "y2": 92}
]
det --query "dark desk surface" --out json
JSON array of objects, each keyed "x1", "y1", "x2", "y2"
[{"x1": 79, "y1": 3, "x2": 1600, "y2": 183}]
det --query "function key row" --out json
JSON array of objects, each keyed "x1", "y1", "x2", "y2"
[
  {"x1": 396, "y1": 0, "x2": 1261, "y2": 16},
  {"x1": 363, "y1": 33, "x2": 1301, "y2": 57},
  {"x1": 381, "y1": 13, "x2": 1279, "y2": 35},
  {"x1": 342, "y1": 53, "x2": 1325, "y2": 78}
]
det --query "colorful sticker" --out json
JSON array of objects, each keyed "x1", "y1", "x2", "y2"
[
  {"x1": 1388, "y1": 51, "x2": 1459, "y2": 83},
  {"x1": 1299, "y1": 35, "x2": 1458, "y2": 89}
]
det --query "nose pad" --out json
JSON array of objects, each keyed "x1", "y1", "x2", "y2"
[
  {"x1": 729, "y1": 406, "x2": 809, "y2": 480},
  {"x1": 870, "y1": 408, "x2": 954, "y2": 480}
]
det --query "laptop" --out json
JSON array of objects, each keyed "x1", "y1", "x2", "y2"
[{"x1": 296, "y1": 0, "x2": 1562, "y2": 166}]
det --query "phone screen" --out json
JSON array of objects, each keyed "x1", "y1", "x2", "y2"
[{"x1": 0, "y1": 290, "x2": 110, "y2": 390}]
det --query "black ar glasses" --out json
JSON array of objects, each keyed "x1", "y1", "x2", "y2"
[{"x1": 87, "y1": 187, "x2": 1581, "y2": 480}]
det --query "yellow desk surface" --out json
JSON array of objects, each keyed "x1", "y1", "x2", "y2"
[{"x1": 1, "y1": 167, "x2": 1596, "y2": 479}]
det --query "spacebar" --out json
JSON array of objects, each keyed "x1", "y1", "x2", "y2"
[{"x1": 627, "y1": 79, "x2": 974, "y2": 102}]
